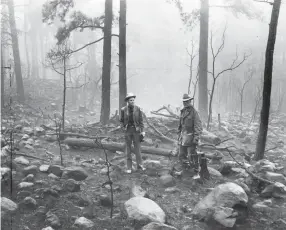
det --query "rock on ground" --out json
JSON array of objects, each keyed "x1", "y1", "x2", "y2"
[
  {"x1": 21, "y1": 197, "x2": 37, "y2": 209},
  {"x1": 131, "y1": 184, "x2": 147, "y2": 197},
  {"x1": 14, "y1": 156, "x2": 30, "y2": 165},
  {"x1": 23, "y1": 127, "x2": 34, "y2": 135},
  {"x1": 124, "y1": 197, "x2": 166, "y2": 223},
  {"x1": 1, "y1": 197, "x2": 18, "y2": 218},
  {"x1": 159, "y1": 174, "x2": 176, "y2": 187},
  {"x1": 74, "y1": 217, "x2": 94, "y2": 229},
  {"x1": 64, "y1": 179, "x2": 81, "y2": 192},
  {"x1": 22, "y1": 174, "x2": 34, "y2": 182},
  {"x1": 213, "y1": 206, "x2": 237, "y2": 228},
  {"x1": 39, "y1": 165, "x2": 50, "y2": 172},
  {"x1": 142, "y1": 222, "x2": 178, "y2": 230},
  {"x1": 22, "y1": 165, "x2": 38, "y2": 176},
  {"x1": 42, "y1": 227, "x2": 54, "y2": 230},
  {"x1": 264, "y1": 172, "x2": 286, "y2": 185},
  {"x1": 48, "y1": 165, "x2": 64, "y2": 177},
  {"x1": 62, "y1": 166, "x2": 88, "y2": 181},
  {"x1": 18, "y1": 182, "x2": 34, "y2": 189},
  {"x1": 261, "y1": 182, "x2": 286, "y2": 198},
  {"x1": 252, "y1": 201, "x2": 271, "y2": 212},
  {"x1": 45, "y1": 211, "x2": 61, "y2": 228},
  {"x1": 99, "y1": 194, "x2": 112, "y2": 207},
  {"x1": 193, "y1": 182, "x2": 248, "y2": 228},
  {"x1": 208, "y1": 167, "x2": 223, "y2": 177}
]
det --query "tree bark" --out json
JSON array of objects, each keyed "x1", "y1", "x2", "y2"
[
  {"x1": 1, "y1": 48, "x2": 5, "y2": 108},
  {"x1": 198, "y1": 0, "x2": 209, "y2": 122},
  {"x1": 62, "y1": 57, "x2": 67, "y2": 131},
  {"x1": 7, "y1": 0, "x2": 25, "y2": 101},
  {"x1": 40, "y1": 32, "x2": 46, "y2": 79},
  {"x1": 255, "y1": 0, "x2": 281, "y2": 161},
  {"x1": 24, "y1": 6, "x2": 30, "y2": 79},
  {"x1": 100, "y1": 0, "x2": 113, "y2": 125},
  {"x1": 119, "y1": 0, "x2": 127, "y2": 112}
]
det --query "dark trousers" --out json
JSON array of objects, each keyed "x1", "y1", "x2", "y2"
[
  {"x1": 178, "y1": 144, "x2": 199, "y2": 172},
  {"x1": 125, "y1": 126, "x2": 142, "y2": 169}
]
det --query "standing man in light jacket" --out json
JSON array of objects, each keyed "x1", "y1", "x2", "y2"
[
  {"x1": 177, "y1": 93, "x2": 203, "y2": 176},
  {"x1": 120, "y1": 93, "x2": 146, "y2": 174}
]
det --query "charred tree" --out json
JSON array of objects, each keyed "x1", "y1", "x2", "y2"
[
  {"x1": 100, "y1": 0, "x2": 113, "y2": 125},
  {"x1": 119, "y1": 0, "x2": 127, "y2": 112},
  {"x1": 24, "y1": 5, "x2": 30, "y2": 78},
  {"x1": 255, "y1": 0, "x2": 281, "y2": 160},
  {"x1": 1, "y1": 49, "x2": 5, "y2": 108},
  {"x1": 198, "y1": 0, "x2": 209, "y2": 122},
  {"x1": 7, "y1": 0, "x2": 24, "y2": 100}
]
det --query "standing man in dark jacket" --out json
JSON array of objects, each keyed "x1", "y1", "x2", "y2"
[
  {"x1": 177, "y1": 94, "x2": 203, "y2": 176},
  {"x1": 120, "y1": 93, "x2": 145, "y2": 174}
]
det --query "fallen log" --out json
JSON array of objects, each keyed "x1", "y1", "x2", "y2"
[
  {"x1": 64, "y1": 138, "x2": 173, "y2": 157},
  {"x1": 143, "y1": 113, "x2": 176, "y2": 144},
  {"x1": 64, "y1": 138, "x2": 237, "y2": 158},
  {"x1": 45, "y1": 132, "x2": 109, "y2": 139},
  {"x1": 201, "y1": 129, "x2": 221, "y2": 145},
  {"x1": 151, "y1": 105, "x2": 180, "y2": 119}
]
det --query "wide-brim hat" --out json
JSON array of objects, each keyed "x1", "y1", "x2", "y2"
[
  {"x1": 182, "y1": 93, "x2": 193, "y2": 102},
  {"x1": 125, "y1": 92, "x2": 136, "y2": 101}
]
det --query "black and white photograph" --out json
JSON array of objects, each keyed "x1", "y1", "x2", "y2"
[{"x1": 1, "y1": 0, "x2": 286, "y2": 229}]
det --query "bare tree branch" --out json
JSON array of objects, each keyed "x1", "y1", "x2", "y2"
[
  {"x1": 216, "y1": 52, "x2": 250, "y2": 79},
  {"x1": 69, "y1": 34, "x2": 119, "y2": 54},
  {"x1": 253, "y1": 0, "x2": 274, "y2": 5}
]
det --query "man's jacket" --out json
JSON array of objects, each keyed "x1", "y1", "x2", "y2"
[
  {"x1": 178, "y1": 106, "x2": 202, "y2": 146},
  {"x1": 120, "y1": 105, "x2": 144, "y2": 132}
]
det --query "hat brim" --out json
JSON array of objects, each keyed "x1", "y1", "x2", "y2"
[
  {"x1": 182, "y1": 98, "x2": 193, "y2": 102},
  {"x1": 125, "y1": 96, "x2": 136, "y2": 101}
]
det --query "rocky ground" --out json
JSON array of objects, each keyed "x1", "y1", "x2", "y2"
[{"x1": 1, "y1": 85, "x2": 286, "y2": 230}]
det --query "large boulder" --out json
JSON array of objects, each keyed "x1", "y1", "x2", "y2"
[
  {"x1": 252, "y1": 159, "x2": 276, "y2": 172},
  {"x1": 208, "y1": 167, "x2": 223, "y2": 178},
  {"x1": 260, "y1": 182, "x2": 286, "y2": 198},
  {"x1": 1, "y1": 197, "x2": 18, "y2": 218},
  {"x1": 193, "y1": 182, "x2": 248, "y2": 228},
  {"x1": 124, "y1": 197, "x2": 166, "y2": 223},
  {"x1": 14, "y1": 156, "x2": 29, "y2": 165},
  {"x1": 22, "y1": 165, "x2": 38, "y2": 176},
  {"x1": 73, "y1": 217, "x2": 94, "y2": 229},
  {"x1": 264, "y1": 172, "x2": 286, "y2": 185},
  {"x1": 142, "y1": 222, "x2": 178, "y2": 230},
  {"x1": 62, "y1": 166, "x2": 88, "y2": 181}
]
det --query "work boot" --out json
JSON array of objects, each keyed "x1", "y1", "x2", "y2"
[{"x1": 137, "y1": 165, "x2": 146, "y2": 171}]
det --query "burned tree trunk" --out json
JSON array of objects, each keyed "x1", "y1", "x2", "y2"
[
  {"x1": 1, "y1": 49, "x2": 5, "y2": 108},
  {"x1": 255, "y1": 0, "x2": 281, "y2": 160},
  {"x1": 198, "y1": 0, "x2": 209, "y2": 122},
  {"x1": 119, "y1": 0, "x2": 127, "y2": 112},
  {"x1": 100, "y1": 0, "x2": 113, "y2": 125},
  {"x1": 7, "y1": 0, "x2": 24, "y2": 101}
]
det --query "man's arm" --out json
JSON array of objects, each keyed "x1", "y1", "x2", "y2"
[
  {"x1": 138, "y1": 107, "x2": 144, "y2": 132},
  {"x1": 193, "y1": 110, "x2": 203, "y2": 143}
]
